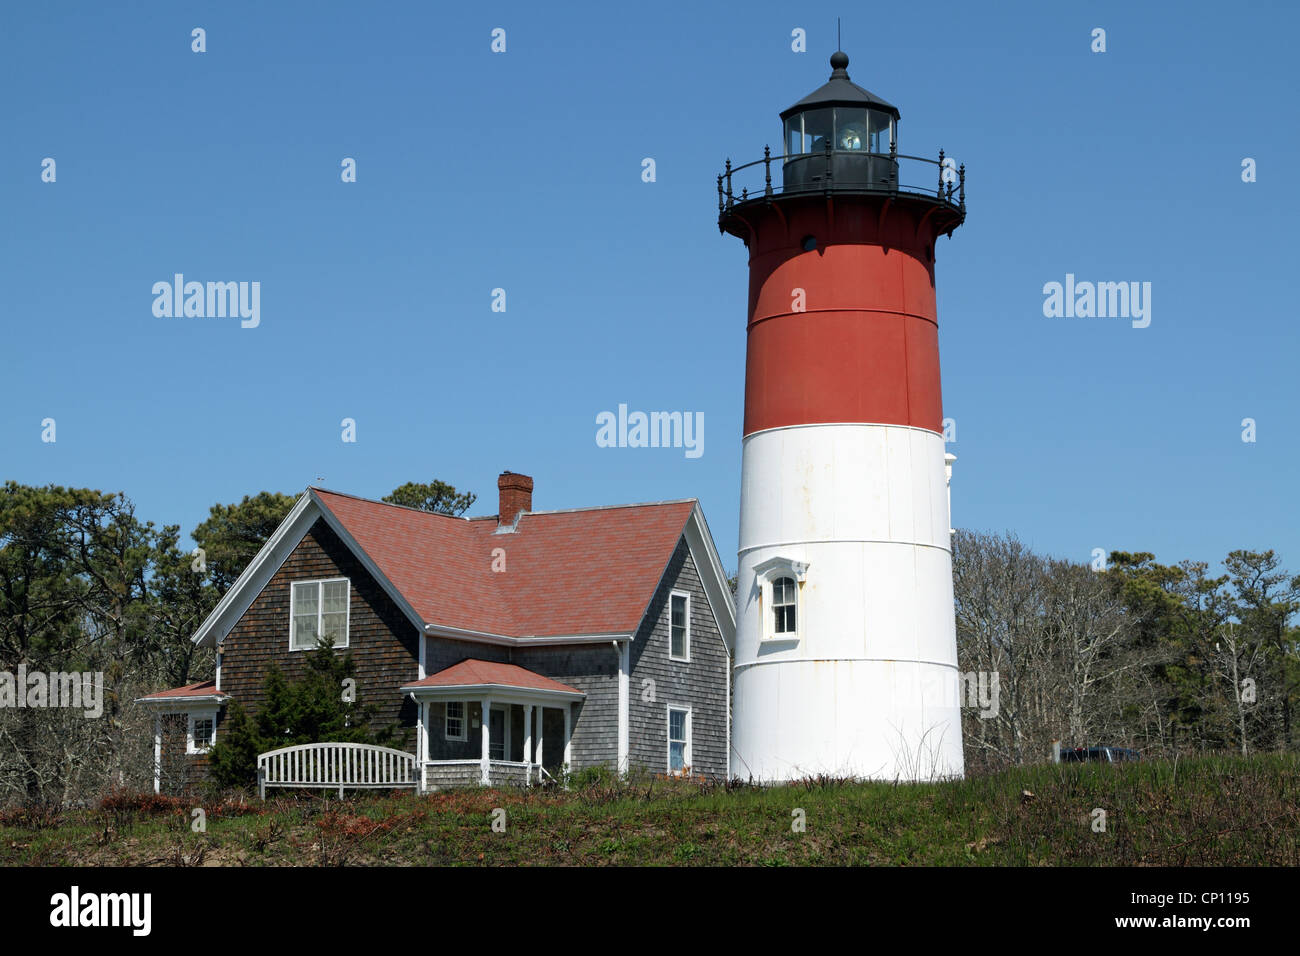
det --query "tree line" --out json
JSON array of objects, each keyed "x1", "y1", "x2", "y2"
[
  {"x1": 1, "y1": 479, "x2": 1295, "y2": 804},
  {"x1": 954, "y1": 530, "x2": 1300, "y2": 772}
]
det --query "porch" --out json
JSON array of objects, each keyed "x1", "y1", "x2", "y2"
[{"x1": 402, "y1": 659, "x2": 585, "y2": 790}]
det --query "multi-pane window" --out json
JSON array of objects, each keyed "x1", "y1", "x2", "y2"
[
  {"x1": 670, "y1": 592, "x2": 689, "y2": 660},
  {"x1": 445, "y1": 701, "x2": 466, "y2": 741},
  {"x1": 291, "y1": 578, "x2": 349, "y2": 650},
  {"x1": 668, "y1": 707, "x2": 690, "y2": 773},
  {"x1": 772, "y1": 576, "x2": 797, "y2": 635},
  {"x1": 189, "y1": 716, "x2": 215, "y2": 754}
]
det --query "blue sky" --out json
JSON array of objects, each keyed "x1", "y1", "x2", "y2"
[{"x1": 2, "y1": 1, "x2": 1296, "y2": 574}]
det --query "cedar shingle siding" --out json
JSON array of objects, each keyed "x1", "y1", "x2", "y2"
[
  {"x1": 628, "y1": 538, "x2": 729, "y2": 778},
  {"x1": 219, "y1": 518, "x2": 422, "y2": 752},
  {"x1": 157, "y1": 714, "x2": 207, "y2": 793},
  {"x1": 190, "y1": 519, "x2": 730, "y2": 788}
]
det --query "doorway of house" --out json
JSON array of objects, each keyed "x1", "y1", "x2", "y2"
[{"x1": 489, "y1": 705, "x2": 509, "y2": 761}]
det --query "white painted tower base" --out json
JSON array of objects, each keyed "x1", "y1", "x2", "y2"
[{"x1": 732, "y1": 422, "x2": 964, "y2": 782}]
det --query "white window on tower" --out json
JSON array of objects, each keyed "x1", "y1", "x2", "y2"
[
  {"x1": 754, "y1": 557, "x2": 808, "y2": 643},
  {"x1": 290, "y1": 578, "x2": 351, "y2": 650},
  {"x1": 669, "y1": 591, "x2": 690, "y2": 661},
  {"x1": 667, "y1": 706, "x2": 691, "y2": 774}
]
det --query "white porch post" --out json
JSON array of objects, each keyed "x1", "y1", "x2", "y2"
[
  {"x1": 616, "y1": 640, "x2": 630, "y2": 776},
  {"x1": 523, "y1": 703, "x2": 533, "y2": 784},
  {"x1": 562, "y1": 703, "x2": 572, "y2": 778},
  {"x1": 152, "y1": 714, "x2": 162, "y2": 794},
  {"x1": 416, "y1": 698, "x2": 427, "y2": 794},
  {"x1": 480, "y1": 697, "x2": 491, "y2": 785},
  {"x1": 535, "y1": 706, "x2": 544, "y2": 772}
]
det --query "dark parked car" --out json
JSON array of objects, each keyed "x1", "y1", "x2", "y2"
[{"x1": 1058, "y1": 745, "x2": 1141, "y2": 763}]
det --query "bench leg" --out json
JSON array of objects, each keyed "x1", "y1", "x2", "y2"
[{"x1": 258, "y1": 769, "x2": 265, "y2": 801}]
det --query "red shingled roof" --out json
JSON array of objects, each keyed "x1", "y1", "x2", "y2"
[
  {"x1": 402, "y1": 659, "x2": 582, "y2": 696},
  {"x1": 137, "y1": 680, "x2": 227, "y2": 701},
  {"x1": 312, "y1": 490, "x2": 695, "y2": 639}
]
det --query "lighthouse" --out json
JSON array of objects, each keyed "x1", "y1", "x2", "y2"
[{"x1": 719, "y1": 51, "x2": 966, "y2": 782}]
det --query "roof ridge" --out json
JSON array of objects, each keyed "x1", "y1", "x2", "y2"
[
  {"x1": 311, "y1": 487, "x2": 695, "y2": 522},
  {"x1": 516, "y1": 498, "x2": 697, "y2": 518},
  {"x1": 310, "y1": 486, "x2": 473, "y2": 521}
]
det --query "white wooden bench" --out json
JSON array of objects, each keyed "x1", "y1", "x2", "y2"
[{"x1": 257, "y1": 742, "x2": 418, "y2": 799}]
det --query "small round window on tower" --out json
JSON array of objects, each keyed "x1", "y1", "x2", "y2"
[{"x1": 801, "y1": 235, "x2": 817, "y2": 252}]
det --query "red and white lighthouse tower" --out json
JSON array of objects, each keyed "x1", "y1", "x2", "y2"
[{"x1": 719, "y1": 51, "x2": 966, "y2": 781}]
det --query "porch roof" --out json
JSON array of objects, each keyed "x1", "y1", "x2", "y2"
[
  {"x1": 400, "y1": 659, "x2": 584, "y2": 701},
  {"x1": 136, "y1": 679, "x2": 228, "y2": 708}
]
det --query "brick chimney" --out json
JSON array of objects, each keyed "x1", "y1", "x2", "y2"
[{"x1": 497, "y1": 471, "x2": 533, "y2": 526}]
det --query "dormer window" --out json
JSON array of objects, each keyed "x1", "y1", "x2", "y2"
[{"x1": 754, "y1": 557, "x2": 809, "y2": 643}]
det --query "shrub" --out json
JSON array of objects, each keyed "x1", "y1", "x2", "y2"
[{"x1": 207, "y1": 640, "x2": 395, "y2": 789}]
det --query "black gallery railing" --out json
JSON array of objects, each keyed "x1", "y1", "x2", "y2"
[{"x1": 718, "y1": 142, "x2": 965, "y2": 220}]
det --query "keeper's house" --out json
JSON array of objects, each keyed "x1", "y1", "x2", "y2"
[{"x1": 137, "y1": 473, "x2": 735, "y2": 793}]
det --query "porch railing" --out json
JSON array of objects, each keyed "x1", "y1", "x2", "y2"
[{"x1": 421, "y1": 759, "x2": 553, "y2": 789}]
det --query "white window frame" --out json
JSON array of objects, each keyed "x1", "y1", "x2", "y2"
[
  {"x1": 288, "y1": 576, "x2": 351, "y2": 651},
  {"x1": 444, "y1": 700, "x2": 467, "y2": 741},
  {"x1": 669, "y1": 590, "x2": 691, "y2": 662},
  {"x1": 666, "y1": 705, "x2": 691, "y2": 775},
  {"x1": 754, "y1": 557, "x2": 809, "y2": 644},
  {"x1": 187, "y1": 712, "x2": 217, "y2": 754}
]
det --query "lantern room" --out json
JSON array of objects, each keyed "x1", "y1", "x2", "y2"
[{"x1": 780, "y1": 51, "x2": 901, "y2": 191}]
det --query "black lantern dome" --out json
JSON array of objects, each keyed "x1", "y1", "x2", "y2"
[{"x1": 780, "y1": 51, "x2": 900, "y2": 191}]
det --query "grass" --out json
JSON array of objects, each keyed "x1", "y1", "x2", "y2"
[{"x1": 2, "y1": 754, "x2": 1298, "y2": 866}]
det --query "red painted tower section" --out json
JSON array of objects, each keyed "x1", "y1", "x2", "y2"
[{"x1": 740, "y1": 200, "x2": 954, "y2": 436}]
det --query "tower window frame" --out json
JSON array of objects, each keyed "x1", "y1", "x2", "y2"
[{"x1": 753, "y1": 556, "x2": 809, "y2": 644}]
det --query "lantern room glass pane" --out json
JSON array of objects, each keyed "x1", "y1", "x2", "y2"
[
  {"x1": 798, "y1": 108, "x2": 832, "y2": 154},
  {"x1": 834, "y1": 108, "x2": 867, "y2": 150},
  {"x1": 868, "y1": 110, "x2": 893, "y2": 153},
  {"x1": 785, "y1": 117, "x2": 803, "y2": 155}
]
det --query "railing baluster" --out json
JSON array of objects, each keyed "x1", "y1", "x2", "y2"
[
  {"x1": 724, "y1": 158, "x2": 733, "y2": 210},
  {"x1": 937, "y1": 148, "x2": 945, "y2": 197},
  {"x1": 717, "y1": 174, "x2": 724, "y2": 215},
  {"x1": 763, "y1": 145, "x2": 772, "y2": 197},
  {"x1": 958, "y1": 163, "x2": 966, "y2": 212}
]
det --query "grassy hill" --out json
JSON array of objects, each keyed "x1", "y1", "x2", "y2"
[{"x1": 3, "y1": 754, "x2": 1298, "y2": 866}]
